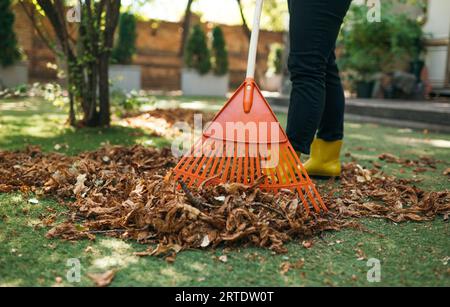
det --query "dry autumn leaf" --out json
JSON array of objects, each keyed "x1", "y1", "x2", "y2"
[
  {"x1": 73, "y1": 174, "x2": 88, "y2": 197},
  {"x1": 219, "y1": 255, "x2": 228, "y2": 263},
  {"x1": 280, "y1": 262, "x2": 291, "y2": 275},
  {"x1": 28, "y1": 198, "x2": 39, "y2": 204},
  {"x1": 200, "y1": 235, "x2": 211, "y2": 248},
  {"x1": 302, "y1": 241, "x2": 313, "y2": 249},
  {"x1": 280, "y1": 258, "x2": 305, "y2": 275},
  {"x1": 88, "y1": 270, "x2": 116, "y2": 287},
  {"x1": 355, "y1": 248, "x2": 367, "y2": 261},
  {"x1": 0, "y1": 184, "x2": 13, "y2": 193}
]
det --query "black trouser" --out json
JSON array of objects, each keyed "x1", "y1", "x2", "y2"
[{"x1": 286, "y1": 0, "x2": 352, "y2": 154}]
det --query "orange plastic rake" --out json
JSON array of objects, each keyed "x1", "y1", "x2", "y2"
[{"x1": 173, "y1": 0, "x2": 327, "y2": 215}]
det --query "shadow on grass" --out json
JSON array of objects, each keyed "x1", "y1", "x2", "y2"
[
  {"x1": 0, "y1": 98, "x2": 170, "y2": 154},
  {"x1": 0, "y1": 125, "x2": 170, "y2": 155}
]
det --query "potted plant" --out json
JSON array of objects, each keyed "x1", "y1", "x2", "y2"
[
  {"x1": 339, "y1": 48, "x2": 379, "y2": 98},
  {"x1": 339, "y1": 2, "x2": 426, "y2": 98},
  {"x1": 110, "y1": 12, "x2": 141, "y2": 93},
  {"x1": 181, "y1": 25, "x2": 229, "y2": 96},
  {"x1": 338, "y1": 4, "x2": 385, "y2": 98},
  {"x1": 262, "y1": 43, "x2": 284, "y2": 92},
  {"x1": 0, "y1": 0, "x2": 28, "y2": 89},
  {"x1": 399, "y1": 18, "x2": 426, "y2": 82},
  {"x1": 211, "y1": 26, "x2": 230, "y2": 83}
]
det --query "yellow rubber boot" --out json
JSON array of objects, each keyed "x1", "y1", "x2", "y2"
[{"x1": 304, "y1": 138, "x2": 343, "y2": 178}]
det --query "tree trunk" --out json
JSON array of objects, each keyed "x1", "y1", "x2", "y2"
[
  {"x1": 179, "y1": 0, "x2": 195, "y2": 58},
  {"x1": 98, "y1": 0, "x2": 121, "y2": 127},
  {"x1": 98, "y1": 54, "x2": 110, "y2": 127},
  {"x1": 236, "y1": 0, "x2": 251, "y2": 41},
  {"x1": 82, "y1": 1, "x2": 101, "y2": 127},
  {"x1": 68, "y1": 88, "x2": 76, "y2": 127},
  {"x1": 62, "y1": 55, "x2": 77, "y2": 126}
]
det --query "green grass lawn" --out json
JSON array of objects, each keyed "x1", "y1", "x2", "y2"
[{"x1": 0, "y1": 97, "x2": 449, "y2": 287}]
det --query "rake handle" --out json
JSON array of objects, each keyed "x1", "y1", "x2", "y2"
[
  {"x1": 244, "y1": 0, "x2": 264, "y2": 113},
  {"x1": 246, "y1": 0, "x2": 264, "y2": 79}
]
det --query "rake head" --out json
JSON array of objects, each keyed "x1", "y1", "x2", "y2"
[{"x1": 173, "y1": 79, "x2": 327, "y2": 215}]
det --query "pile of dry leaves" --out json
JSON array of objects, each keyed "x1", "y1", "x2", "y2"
[
  {"x1": 0, "y1": 145, "x2": 448, "y2": 261},
  {"x1": 119, "y1": 109, "x2": 215, "y2": 139}
]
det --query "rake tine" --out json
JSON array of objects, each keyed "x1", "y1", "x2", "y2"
[
  {"x1": 282, "y1": 146, "x2": 322, "y2": 213},
  {"x1": 279, "y1": 147, "x2": 298, "y2": 185},
  {"x1": 229, "y1": 147, "x2": 239, "y2": 183},
  {"x1": 199, "y1": 142, "x2": 221, "y2": 181},
  {"x1": 243, "y1": 146, "x2": 249, "y2": 185},
  {"x1": 296, "y1": 187, "x2": 311, "y2": 216},
  {"x1": 311, "y1": 184, "x2": 328, "y2": 212},
  {"x1": 255, "y1": 152, "x2": 263, "y2": 184},
  {"x1": 221, "y1": 155, "x2": 233, "y2": 183},
  {"x1": 235, "y1": 155, "x2": 242, "y2": 184}
]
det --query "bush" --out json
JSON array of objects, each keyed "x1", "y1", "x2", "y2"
[
  {"x1": 0, "y1": 0, "x2": 21, "y2": 67},
  {"x1": 111, "y1": 90, "x2": 155, "y2": 117},
  {"x1": 184, "y1": 25, "x2": 211, "y2": 75},
  {"x1": 338, "y1": 2, "x2": 425, "y2": 82},
  {"x1": 112, "y1": 12, "x2": 137, "y2": 65},
  {"x1": 267, "y1": 43, "x2": 283, "y2": 76},
  {"x1": 211, "y1": 26, "x2": 229, "y2": 76}
]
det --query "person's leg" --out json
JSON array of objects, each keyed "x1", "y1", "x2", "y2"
[
  {"x1": 317, "y1": 51, "x2": 345, "y2": 141},
  {"x1": 286, "y1": 0, "x2": 351, "y2": 154},
  {"x1": 303, "y1": 51, "x2": 346, "y2": 177}
]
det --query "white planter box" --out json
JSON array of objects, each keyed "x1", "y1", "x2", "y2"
[
  {"x1": 181, "y1": 68, "x2": 229, "y2": 96},
  {"x1": 0, "y1": 62, "x2": 28, "y2": 89},
  {"x1": 261, "y1": 74, "x2": 282, "y2": 92},
  {"x1": 109, "y1": 64, "x2": 142, "y2": 93},
  {"x1": 423, "y1": 0, "x2": 450, "y2": 88}
]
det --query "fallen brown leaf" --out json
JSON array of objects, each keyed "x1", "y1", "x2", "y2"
[
  {"x1": 0, "y1": 184, "x2": 12, "y2": 193},
  {"x1": 88, "y1": 270, "x2": 116, "y2": 287},
  {"x1": 219, "y1": 255, "x2": 228, "y2": 263},
  {"x1": 280, "y1": 262, "x2": 291, "y2": 275},
  {"x1": 302, "y1": 241, "x2": 313, "y2": 249},
  {"x1": 73, "y1": 174, "x2": 88, "y2": 197}
]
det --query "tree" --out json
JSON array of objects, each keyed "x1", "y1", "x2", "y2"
[
  {"x1": 0, "y1": 0, "x2": 21, "y2": 67},
  {"x1": 179, "y1": 0, "x2": 195, "y2": 57},
  {"x1": 184, "y1": 24, "x2": 211, "y2": 75},
  {"x1": 261, "y1": 0, "x2": 288, "y2": 32},
  {"x1": 235, "y1": 0, "x2": 288, "y2": 39},
  {"x1": 112, "y1": 12, "x2": 137, "y2": 64},
  {"x1": 236, "y1": 0, "x2": 250, "y2": 41},
  {"x1": 267, "y1": 43, "x2": 283, "y2": 75},
  {"x1": 19, "y1": 0, "x2": 121, "y2": 127},
  {"x1": 211, "y1": 26, "x2": 229, "y2": 76}
]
